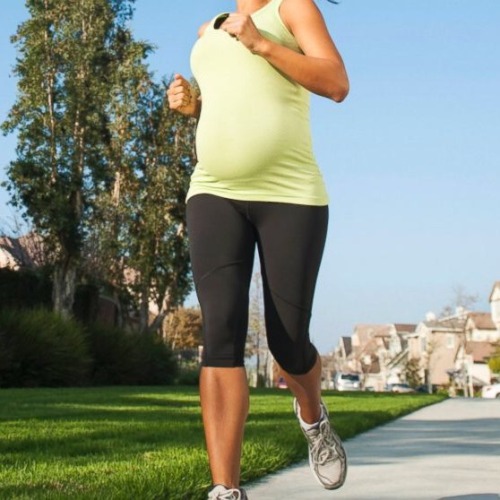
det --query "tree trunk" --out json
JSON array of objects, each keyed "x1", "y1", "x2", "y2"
[
  {"x1": 139, "y1": 286, "x2": 150, "y2": 334},
  {"x1": 52, "y1": 258, "x2": 77, "y2": 319}
]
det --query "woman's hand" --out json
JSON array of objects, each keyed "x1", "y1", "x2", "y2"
[
  {"x1": 167, "y1": 74, "x2": 200, "y2": 118},
  {"x1": 217, "y1": 0, "x2": 349, "y2": 103},
  {"x1": 219, "y1": 14, "x2": 266, "y2": 54}
]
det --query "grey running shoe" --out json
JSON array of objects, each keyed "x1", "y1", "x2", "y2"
[
  {"x1": 208, "y1": 484, "x2": 248, "y2": 500},
  {"x1": 293, "y1": 398, "x2": 347, "y2": 490}
]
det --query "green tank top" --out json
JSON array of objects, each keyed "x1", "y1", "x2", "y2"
[{"x1": 187, "y1": 0, "x2": 329, "y2": 206}]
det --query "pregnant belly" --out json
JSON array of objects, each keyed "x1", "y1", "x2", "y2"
[{"x1": 195, "y1": 104, "x2": 289, "y2": 180}]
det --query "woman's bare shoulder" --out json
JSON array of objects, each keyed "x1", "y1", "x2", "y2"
[{"x1": 280, "y1": 0, "x2": 323, "y2": 27}]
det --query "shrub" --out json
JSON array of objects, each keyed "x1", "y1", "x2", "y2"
[
  {"x1": 85, "y1": 323, "x2": 178, "y2": 386},
  {"x1": 175, "y1": 366, "x2": 200, "y2": 386},
  {"x1": 0, "y1": 268, "x2": 52, "y2": 310},
  {"x1": 0, "y1": 308, "x2": 90, "y2": 388}
]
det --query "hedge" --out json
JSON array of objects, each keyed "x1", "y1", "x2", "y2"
[{"x1": 0, "y1": 308, "x2": 178, "y2": 388}]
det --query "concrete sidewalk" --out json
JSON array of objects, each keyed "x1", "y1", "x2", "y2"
[{"x1": 245, "y1": 398, "x2": 500, "y2": 500}]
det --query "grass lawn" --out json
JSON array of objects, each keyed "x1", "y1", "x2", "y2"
[{"x1": 0, "y1": 386, "x2": 445, "y2": 499}]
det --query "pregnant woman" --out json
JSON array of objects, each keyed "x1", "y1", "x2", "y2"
[{"x1": 167, "y1": 1, "x2": 349, "y2": 498}]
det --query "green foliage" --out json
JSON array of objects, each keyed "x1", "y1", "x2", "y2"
[
  {"x1": 0, "y1": 269, "x2": 107, "y2": 325},
  {"x1": 0, "y1": 308, "x2": 90, "y2": 387},
  {"x1": 175, "y1": 366, "x2": 201, "y2": 386},
  {"x1": 86, "y1": 76, "x2": 197, "y2": 333},
  {"x1": 2, "y1": 0, "x2": 195, "y2": 322},
  {"x1": 405, "y1": 357, "x2": 422, "y2": 388},
  {"x1": 0, "y1": 308, "x2": 177, "y2": 388},
  {"x1": 0, "y1": 387, "x2": 445, "y2": 499},
  {"x1": 0, "y1": 268, "x2": 52, "y2": 310},
  {"x1": 488, "y1": 343, "x2": 500, "y2": 374},
  {"x1": 2, "y1": 0, "x2": 145, "y2": 315},
  {"x1": 85, "y1": 323, "x2": 178, "y2": 385},
  {"x1": 165, "y1": 306, "x2": 203, "y2": 350}
]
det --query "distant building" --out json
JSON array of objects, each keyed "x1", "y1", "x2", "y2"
[
  {"x1": 330, "y1": 280, "x2": 499, "y2": 394},
  {"x1": 488, "y1": 281, "x2": 500, "y2": 330},
  {"x1": 412, "y1": 311, "x2": 467, "y2": 387},
  {"x1": 0, "y1": 232, "x2": 46, "y2": 269}
]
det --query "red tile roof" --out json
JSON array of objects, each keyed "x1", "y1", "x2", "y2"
[
  {"x1": 466, "y1": 341, "x2": 497, "y2": 363},
  {"x1": 467, "y1": 312, "x2": 496, "y2": 331}
]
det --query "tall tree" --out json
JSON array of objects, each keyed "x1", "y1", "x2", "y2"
[
  {"x1": 2, "y1": 0, "x2": 140, "y2": 317},
  {"x1": 246, "y1": 272, "x2": 270, "y2": 387},
  {"x1": 122, "y1": 78, "x2": 196, "y2": 332},
  {"x1": 85, "y1": 75, "x2": 197, "y2": 333},
  {"x1": 164, "y1": 307, "x2": 203, "y2": 351}
]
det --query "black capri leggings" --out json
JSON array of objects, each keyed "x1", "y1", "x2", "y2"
[{"x1": 186, "y1": 194, "x2": 328, "y2": 375}]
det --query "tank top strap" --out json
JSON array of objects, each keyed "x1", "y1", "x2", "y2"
[{"x1": 253, "y1": 0, "x2": 298, "y2": 51}]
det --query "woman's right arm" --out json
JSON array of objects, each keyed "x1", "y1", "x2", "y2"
[
  {"x1": 167, "y1": 22, "x2": 208, "y2": 118},
  {"x1": 167, "y1": 74, "x2": 201, "y2": 119}
]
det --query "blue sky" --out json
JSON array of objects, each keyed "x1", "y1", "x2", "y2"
[{"x1": 1, "y1": 1, "x2": 499, "y2": 353}]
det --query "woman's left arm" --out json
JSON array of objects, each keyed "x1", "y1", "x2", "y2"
[{"x1": 221, "y1": 0, "x2": 349, "y2": 101}]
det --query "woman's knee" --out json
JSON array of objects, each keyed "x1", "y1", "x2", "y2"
[{"x1": 270, "y1": 340, "x2": 318, "y2": 375}]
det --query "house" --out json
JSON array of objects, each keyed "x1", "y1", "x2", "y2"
[
  {"x1": 330, "y1": 281, "x2": 500, "y2": 394},
  {"x1": 490, "y1": 282, "x2": 500, "y2": 330},
  {"x1": 332, "y1": 323, "x2": 417, "y2": 391},
  {"x1": 0, "y1": 232, "x2": 45, "y2": 269},
  {"x1": 350, "y1": 324, "x2": 391, "y2": 390},
  {"x1": 464, "y1": 312, "x2": 499, "y2": 343},
  {"x1": 333, "y1": 336, "x2": 353, "y2": 373},
  {"x1": 412, "y1": 299, "x2": 499, "y2": 391},
  {"x1": 452, "y1": 285, "x2": 500, "y2": 390},
  {"x1": 320, "y1": 351, "x2": 337, "y2": 389},
  {"x1": 384, "y1": 323, "x2": 417, "y2": 386},
  {"x1": 455, "y1": 341, "x2": 497, "y2": 387},
  {"x1": 412, "y1": 311, "x2": 467, "y2": 387}
]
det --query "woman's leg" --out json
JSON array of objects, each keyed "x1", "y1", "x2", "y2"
[
  {"x1": 252, "y1": 201, "x2": 328, "y2": 416},
  {"x1": 252, "y1": 202, "x2": 346, "y2": 490},
  {"x1": 278, "y1": 355, "x2": 322, "y2": 423},
  {"x1": 200, "y1": 367, "x2": 249, "y2": 488},
  {"x1": 186, "y1": 195, "x2": 255, "y2": 489}
]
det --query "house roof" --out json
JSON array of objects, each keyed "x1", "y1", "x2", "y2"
[
  {"x1": 394, "y1": 323, "x2": 418, "y2": 333},
  {"x1": 340, "y1": 336, "x2": 352, "y2": 357},
  {"x1": 0, "y1": 233, "x2": 43, "y2": 268},
  {"x1": 423, "y1": 316, "x2": 466, "y2": 332},
  {"x1": 353, "y1": 324, "x2": 392, "y2": 357},
  {"x1": 466, "y1": 312, "x2": 496, "y2": 331},
  {"x1": 466, "y1": 341, "x2": 497, "y2": 363},
  {"x1": 489, "y1": 281, "x2": 500, "y2": 302},
  {"x1": 354, "y1": 324, "x2": 392, "y2": 342}
]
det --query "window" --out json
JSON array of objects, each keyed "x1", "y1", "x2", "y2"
[
  {"x1": 446, "y1": 334, "x2": 455, "y2": 349},
  {"x1": 492, "y1": 300, "x2": 500, "y2": 323},
  {"x1": 420, "y1": 336, "x2": 427, "y2": 352}
]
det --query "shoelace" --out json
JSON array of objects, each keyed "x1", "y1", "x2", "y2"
[
  {"x1": 209, "y1": 488, "x2": 243, "y2": 500},
  {"x1": 308, "y1": 420, "x2": 340, "y2": 466}
]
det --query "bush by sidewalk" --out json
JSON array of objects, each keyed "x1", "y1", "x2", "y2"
[
  {"x1": 86, "y1": 323, "x2": 178, "y2": 386},
  {"x1": 0, "y1": 308, "x2": 178, "y2": 388},
  {"x1": 0, "y1": 308, "x2": 90, "y2": 387}
]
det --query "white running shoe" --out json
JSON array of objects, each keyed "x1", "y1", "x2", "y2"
[
  {"x1": 207, "y1": 485, "x2": 248, "y2": 500},
  {"x1": 293, "y1": 399, "x2": 347, "y2": 490}
]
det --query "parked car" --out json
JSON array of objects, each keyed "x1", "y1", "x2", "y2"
[
  {"x1": 415, "y1": 384, "x2": 438, "y2": 394},
  {"x1": 481, "y1": 383, "x2": 500, "y2": 399},
  {"x1": 334, "y1": 373, "x2": 361, "y2": 391},
  {"x1": 385, "y1": 383, "x2": 415, "y2": 393}
]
